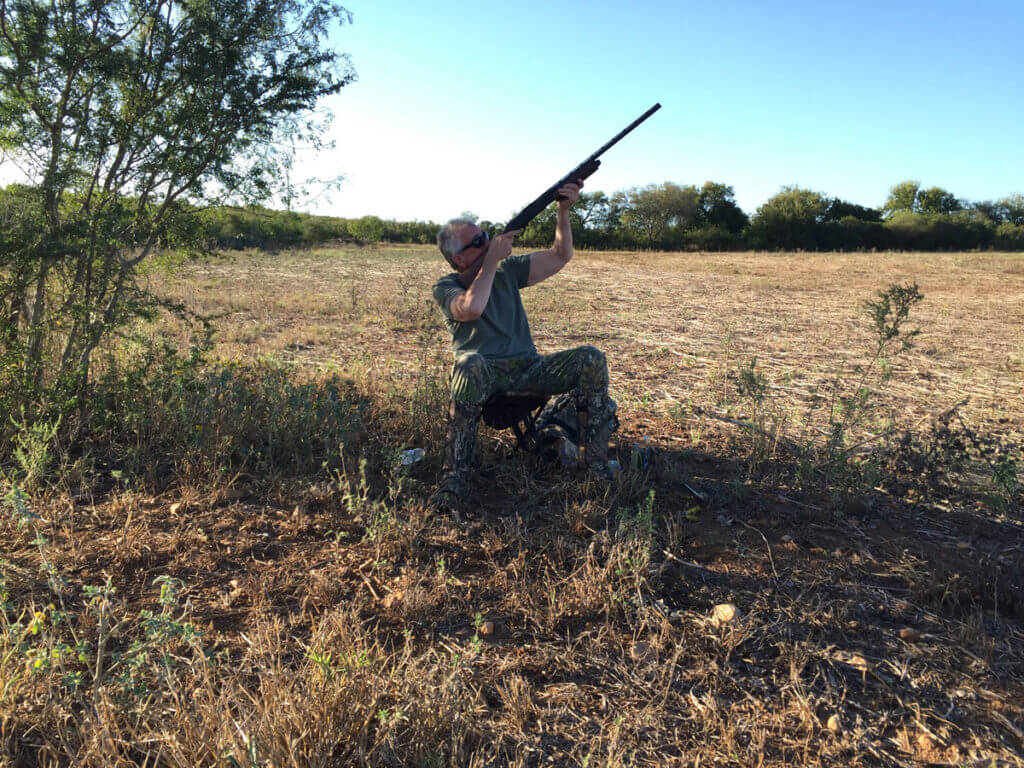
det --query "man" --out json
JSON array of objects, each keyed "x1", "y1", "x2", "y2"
[{"x1": 430, "y1": 181, "x2": 616, "y2": 515}]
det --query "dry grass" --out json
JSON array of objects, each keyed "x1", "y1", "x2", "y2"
[
  {"x1": 2, "y1": 245, "x2": 1023, "y2": 766},
  {"x1": 152, "y1": 246, "x2": 1024, "y2": 444}
]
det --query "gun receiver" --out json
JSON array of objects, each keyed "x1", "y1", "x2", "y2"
[{"x1": 503, "y1": 103, "x2": 661, "y2": 234}]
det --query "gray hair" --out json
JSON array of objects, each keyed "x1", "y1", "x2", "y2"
[{"x1": 437, "y1": 218, "x2": 476, "y2": 265}]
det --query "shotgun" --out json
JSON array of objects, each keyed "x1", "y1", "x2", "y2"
[{"x1": 503, "y1": 103, "x2": 662, "y2": 234}]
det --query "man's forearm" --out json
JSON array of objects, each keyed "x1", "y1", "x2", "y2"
[
  {"x1": 553, "y1": 208, "x2": 574, "y2": 262},
  {"x1": 463, "y1": 257, "x2": 498, "y2": 317}
]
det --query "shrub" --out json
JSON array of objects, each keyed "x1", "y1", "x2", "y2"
[
  {"x1": 994, "y1": 222, "x2": 1024, "y2": 251},
  {"x1": 684, "y1": 225, "x2": 745, "y2": 251},
  {"x1": 349, "y1": 215, "x2": 386, "y2": 243},
  {"x1": 76, "y1": 341, "x2": 368, "y2": 487},
  {"x1": 883, "y1": 211, "x2": 996, "y2": 250},
  {"x1": 747, "y1": 186, "x2": 829, "y2": 250}
]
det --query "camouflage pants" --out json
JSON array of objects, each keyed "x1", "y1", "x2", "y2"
[{"x1": 442, "y1": 346, "x2": 613, "y2": 487}]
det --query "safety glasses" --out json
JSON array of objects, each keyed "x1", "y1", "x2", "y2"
[{"x1": 458, "y1": 230, "x2": 489, "y2": 254}]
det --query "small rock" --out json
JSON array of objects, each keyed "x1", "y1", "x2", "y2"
[
  {"x1": 834, "y1": 650, "x2": 870, "y2": 673},
  {"x1": 221, "y1": 487, "x2": 246, "y2": 503},
  {"x1": 630, "y1": 641, "x2": 657, "y2": 664},
  {"x1": 711, "y1": 603, "x2": 742, "y2": 626},
  {"x1": 170, "y1": 502, "x2": 185, "y2": 514},
  {"x1": 899, "y1": 627, "x2": 921, "y2": 642},
  {"x1": 479, "y1": 620, "x2": 496, "y2": 636},
  {"x1": 781, "y1": 534, "x2": 794, "y2": 543},
  {"x1": 826, "y1": 714, "x2": 842, "y2": 733}
]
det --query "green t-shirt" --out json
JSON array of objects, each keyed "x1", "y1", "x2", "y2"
[{"x1": 433, "y1": 253, "x2": 538, "y2": 360}]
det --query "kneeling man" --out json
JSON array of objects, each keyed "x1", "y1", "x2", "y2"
[{"x1": 430, "y1": 182, "x2": 615, "y2": 514}]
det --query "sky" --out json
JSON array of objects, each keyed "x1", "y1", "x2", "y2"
[
  {"x1": 1, "y1": 1, "x2": 1020, "y2": 223},
  {"x1": 294, "y1": 0, "x2": 1024, "y2": 224}
]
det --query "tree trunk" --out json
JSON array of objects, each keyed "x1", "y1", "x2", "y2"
[{"x1": 25, "y1": 258, "x2": 52, "y2": 401}]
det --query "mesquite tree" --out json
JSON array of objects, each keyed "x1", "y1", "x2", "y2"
[{"x1": 0, "y1": 0, "x2": 353, "y2": 431}]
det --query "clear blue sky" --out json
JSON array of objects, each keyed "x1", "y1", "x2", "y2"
[{"x1": 294, "y1": 0, "x2": 1023, "y2": 223}]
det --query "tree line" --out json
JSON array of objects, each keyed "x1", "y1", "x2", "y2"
[{"x1": 193, "y1": 181, "x2": 1024, "y2": 252}]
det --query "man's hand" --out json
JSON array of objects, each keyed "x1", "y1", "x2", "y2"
[
  {"x1": 486, "y1": 229, "x2": 522, "y2": 262},
  {"x1": 447, "y1": 228, "x2": 522, "y2": 322},
  {"x1": 556, "y1": 180, "x2": 583, "y2": 211}
]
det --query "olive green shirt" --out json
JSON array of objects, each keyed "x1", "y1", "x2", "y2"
[{"x1": 433, "y1": 253, "x2": 538, "y2": 360}]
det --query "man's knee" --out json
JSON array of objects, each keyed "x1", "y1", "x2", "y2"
[{"x1": 451, "y1": 353, "x2": 492, "y2": 405}]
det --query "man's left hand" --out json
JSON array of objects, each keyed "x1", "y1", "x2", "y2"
[{"x1": 556, "y1": 180, "x2": 583, "y2": 210}]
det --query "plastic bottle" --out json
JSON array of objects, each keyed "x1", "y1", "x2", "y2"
[
  {"x1": 630, "y1": 436, "x2": 653, "y2": 469},
  {"x1": 399, "y1": 448, "x2": 425, "y2": 466},
  {"x1": 558, "y1": 437, "x2": 579, "y2": 466}
]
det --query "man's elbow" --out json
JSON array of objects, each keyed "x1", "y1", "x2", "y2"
[{"x1": 452, "y1": 304, "x2": 482, "y2": 322}]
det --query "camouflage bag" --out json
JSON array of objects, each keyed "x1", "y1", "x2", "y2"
[{"x1": 533, "y1": 393, "x2": 619, "y2": 466}]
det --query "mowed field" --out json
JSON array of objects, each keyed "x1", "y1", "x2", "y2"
[
  {"x1": 5, "y1": 247, "x2": 1023, "y2": 766},
  {"x1": 158, "y1": 246, "x2": 1024, "y2": 446}
]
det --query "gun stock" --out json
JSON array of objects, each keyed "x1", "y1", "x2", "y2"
[{"x1": 503, "y1": 103, "x2": 661, "y2": 234}]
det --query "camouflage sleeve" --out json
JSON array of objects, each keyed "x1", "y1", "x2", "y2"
[
  {"x1": 433, "y1": 276, "x2": 463, "y2": 321},
  {"x1": 502, "y1": 253, "x2": 532, "y2": 289}
]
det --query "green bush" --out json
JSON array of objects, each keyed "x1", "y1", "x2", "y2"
[
  {"x1": 883, "y1": 211, "x2": 996, "y2": 250},
  {"x1": 747, "y1": 186, "x2": 829, "y2": 250},
  {"x1": 348, "y1": 215, "x2": 386, "y2": 243},
  {"x1": 994, "y1": 222, "x2": 1024, "y2": 250},
  {"x1": 683, "y1": 225, "x2": 745, "y2": 251},
  {"x1": 84, "y1": 344, "x2": 368, "y2": 486}
]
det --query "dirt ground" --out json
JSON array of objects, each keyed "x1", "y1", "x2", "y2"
[{"x1": 3, "y1": 246, "x2": 1022, "y2": 766}]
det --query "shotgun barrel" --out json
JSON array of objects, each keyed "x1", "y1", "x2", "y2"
[{"x1": 503, "y1": 103, "x2": 661, "y2": 234}]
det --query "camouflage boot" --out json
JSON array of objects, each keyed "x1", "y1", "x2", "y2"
[
  {"x1": 576, "y1": 392, "x2": 617, "y2": 481},
  {"x1": 430, "y1": 400, "x2": 481, "y2": 518}
]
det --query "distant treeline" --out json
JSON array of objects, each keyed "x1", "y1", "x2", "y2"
[
  {"x1": 6, "y1": 181, "x2": 1023, "y2": 254},
  {"x1": 200, "y1": 180, "x2": 1024, "y2": 252}
]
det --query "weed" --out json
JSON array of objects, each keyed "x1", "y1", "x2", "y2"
[
  {"x1": 82, "y1": 342, "x2": 367, "y2": 489},
  {"x1": 7, "y1": 410, "x2": 60, "y2": 492},
  {"x1": 1, "y1": 488, "x2": 210, "y2": 714},
  {"x1": 736, "y1": 357, "x2": 768, "y2": 403},
  {"x1": 884, "y1": 403, "x2": 1022, "y2": 512},
  {"x1": 720, "y1": 283, "x2": 928, "y2": 501}
]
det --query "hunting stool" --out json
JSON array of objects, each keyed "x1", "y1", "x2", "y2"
[{"x1": 480, "y1": 393, "x2": 550, "y2": 453}]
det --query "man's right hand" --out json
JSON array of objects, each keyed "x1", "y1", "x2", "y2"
[
  {"x1": 486, "y1": 229, "x2": 522, "y2": 262},
  {"x1": 450, "y1": 229, "x2": 523, "y2": 322}
]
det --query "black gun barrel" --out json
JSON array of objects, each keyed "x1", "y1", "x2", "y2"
[
  {"x1": 503, "y1": 103, "x2": 661, "y2": 234},
  {"x1": 585, "y1": 102, "x2": 661, "y2": 165}
]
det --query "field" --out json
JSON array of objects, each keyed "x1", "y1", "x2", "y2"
[
  {"x1": 3, "y1": 246, "x2": 1023, "y2": 766},
  {"x1": 159, "y1": 246, "x2": 1024, "y2": 440}
]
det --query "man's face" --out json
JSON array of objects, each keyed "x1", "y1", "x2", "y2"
[{"x1": 451, "y1": 224, "x2": 489, "y2": 271}]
